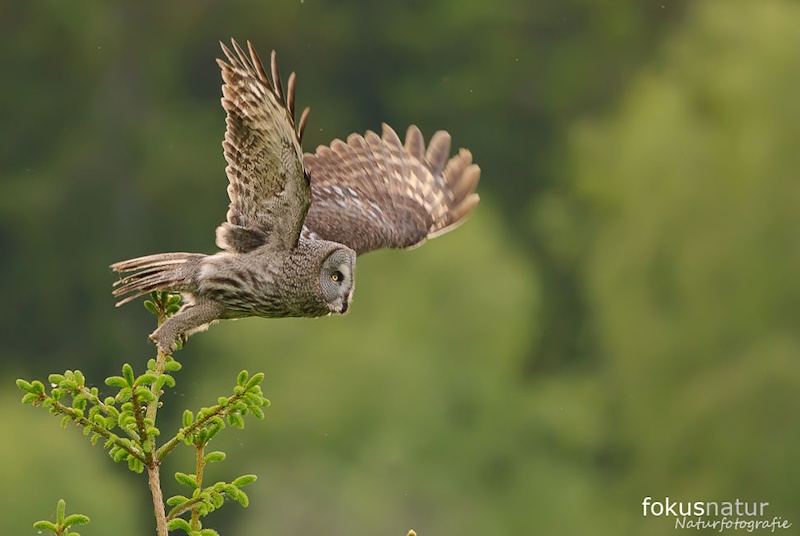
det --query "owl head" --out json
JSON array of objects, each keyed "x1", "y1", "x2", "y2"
[
  {"x1": 283, "y1": 238, "x2": 356, "y2": 317},
  {"x1": 319, "y1": 246, "x2": 355, "y2": 314}
]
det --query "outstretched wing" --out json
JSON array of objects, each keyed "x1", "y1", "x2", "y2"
[
  {"x1": 215, "y1": 39, "x2": 311, "y2": 253},
  {"x1": 302, "y1": 124, "x2": 480, "y2": 255}
]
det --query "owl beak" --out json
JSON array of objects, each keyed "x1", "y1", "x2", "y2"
[{"x1": 339, "y1": 288, "x2": 353, "y2": 315}]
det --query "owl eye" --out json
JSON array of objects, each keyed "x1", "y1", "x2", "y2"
[{"x1": 331, "y1": 270, "x2": 343, "y2": 282}]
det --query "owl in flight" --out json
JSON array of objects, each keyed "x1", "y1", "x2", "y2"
[{"x1": 112, "y1": 39, "x2": 480, "y2": 353}]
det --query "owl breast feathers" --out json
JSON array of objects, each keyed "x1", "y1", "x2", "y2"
[{"x1": 111, "y1": 39, "x2": 480, "y2": 353}]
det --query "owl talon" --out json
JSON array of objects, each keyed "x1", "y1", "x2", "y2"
[{"x1": 149, "y1": 327, "x2": 178, "y2": 355}]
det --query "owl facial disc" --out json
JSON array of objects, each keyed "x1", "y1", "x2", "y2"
[{"x1": 319, "y1": 247, "x2": 356, "y2": 314}]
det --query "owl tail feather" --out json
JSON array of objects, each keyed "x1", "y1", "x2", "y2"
[{"x1": 110, "y1": 252, "x2": 204, "y2": 307}]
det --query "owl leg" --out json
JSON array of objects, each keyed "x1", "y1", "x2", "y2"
[{"x1": 149, "y1": 299, "x2": 226, "y2": 354}]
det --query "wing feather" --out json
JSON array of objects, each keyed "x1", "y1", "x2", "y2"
[
  {"x1": 303, "y1": 124, "x2": 480, "y2": 255},
  {"x1": 215, "y1": 39, "x2": 311, "y2": 253}
]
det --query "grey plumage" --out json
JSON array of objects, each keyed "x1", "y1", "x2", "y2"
[
  {"x1": 111, "y1": 39, "x2": 480, "y2": 353},
  {"x1": 303, "y1": 124, "x2": 480, "y2": 254}
]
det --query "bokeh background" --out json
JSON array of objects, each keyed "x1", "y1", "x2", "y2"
[{"x1": 2, "y1": 0, "x2": 799, "y2": 534}]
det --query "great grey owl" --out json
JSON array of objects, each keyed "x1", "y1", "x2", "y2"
[{"x1": 111, "y1": 39, "x2": 480, "y2": 353}]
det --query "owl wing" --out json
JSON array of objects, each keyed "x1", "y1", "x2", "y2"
[
  {"x1": 215, "y1": 39, "x2": 311, "y2": 253},
  {"x1": 302, "y1": 124, "x2": 480, "y2": 255}
]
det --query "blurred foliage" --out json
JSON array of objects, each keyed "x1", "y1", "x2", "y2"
[
  {"x1": 571, "y1": 1, "x2": 800, "y2": 532},
  {"x1": 0, "y1": 389, "x2": 146, "y2": 536},
  {"x1": 1, "y1": 0, "x2": 798, "y2": 534}
]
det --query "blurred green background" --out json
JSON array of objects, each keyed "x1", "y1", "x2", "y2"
[{"x1": 2, "y1": 0, "x2": 799, "y2": 534}]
